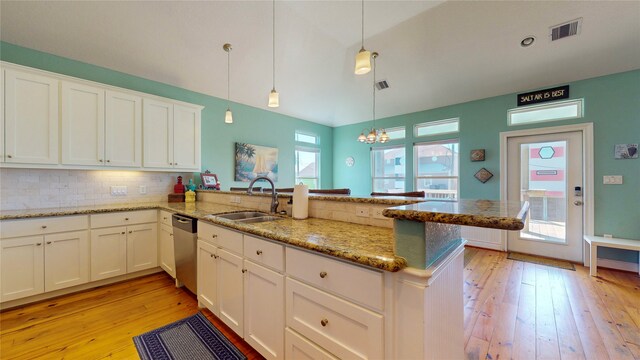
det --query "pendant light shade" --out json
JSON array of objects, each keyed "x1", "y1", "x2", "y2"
[
  {"x1": 268, "y1": 88, "x2": 279, "y2": 108},
  {"x1": 225, "y1": 108, "x2": 233, "y2": 124},
  {"x1": 268, "y1": 0, "x2": 280, "y2": 107},
  {"x1": 355, "y1": 48, "x2": 371, "y2": 75},
  {"x1": 358, "y1": 131, "x2": 367, "y2": 142},
  {"x1": 354, "y1": 0, "x2": 371, "y2": 75},
  {"x1": 223, "y1": 43, "x2": 233, "y2": 124}
]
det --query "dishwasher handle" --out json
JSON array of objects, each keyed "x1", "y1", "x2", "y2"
[{"x1": 172, "y1": 214, "x2": 198, "y2": 233}]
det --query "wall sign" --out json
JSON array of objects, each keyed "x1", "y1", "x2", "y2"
[{"x1": 517, "y1": 85, "x2": 569, "y2": 106}]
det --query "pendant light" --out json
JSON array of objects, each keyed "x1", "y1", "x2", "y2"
[
  {"x1": 268, "y1": 0, "x2": 280, "y2": 107},
  {"x1": 357, "y1": 52, "x2": 389, "y2": 144},
  {"x1": 223, "y1": 43, "x2": 233, "y2": 124},
  {"x1": 354, "y1": 0, "x2": 371, "y2": 75}
]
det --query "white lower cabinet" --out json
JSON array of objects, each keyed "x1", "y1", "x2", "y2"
[
  {"x1": 0, "y1": 211, "x2": 92, "y2": 303},
  {"x1": 197, "y1": 240, "x2": 218, "y2": 314},
  {"x1": 44, "y1": 230, "x2": 90, "y2": 292},
  {"x1": 159, "y1": 223, "x2": 175, "y2": 278},
  {"x1": 285, "y1": 328, "x2": 338, "y2": 360},
  {"x1": 217, "y1": 247, "x2": 244, "y2": 336},
  {"x1": 127, "y1": 223, "x2": 158, "y2": 273},
  {"x1": 0, "y1": 236, "x2": 45, "y2": 302},
  {"x1": 90, "y1": 227, "x2": 127, "y2": 281},
  {"x1": 244, "y1": 260, "x2": 284, "y2": 360}
]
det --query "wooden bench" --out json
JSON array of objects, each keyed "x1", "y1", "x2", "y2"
[{"x1": 583, "y1": 235, "x2": 640, "y2": 276}]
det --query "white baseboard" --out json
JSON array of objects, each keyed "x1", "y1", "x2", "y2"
[
  {"x1": 596, "y1": 258, "x2": 639, "y2": 273},
  {"x1": 464, "y1": 239, "x2": 503, "y2": 251}
]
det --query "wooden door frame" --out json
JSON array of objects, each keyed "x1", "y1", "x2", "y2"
[{"x1": 499, "y1": 123, "x2": 594, "y2": 266}]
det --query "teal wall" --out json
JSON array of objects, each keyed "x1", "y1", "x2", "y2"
[
  {"x1": 335, "y1": 70, "x2": 640, "y2": 263},
  {"x1": 0, "y1": 42, "x2": 333, "y2": 190}
]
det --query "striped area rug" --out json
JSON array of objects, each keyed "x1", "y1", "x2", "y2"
[{"x1": 133, "y1": 312, "x2": 247, "y2": 360}]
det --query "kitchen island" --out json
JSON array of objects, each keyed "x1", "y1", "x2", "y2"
[{"x1": 0, "y1": 195, "x2": 528, "y2": 359}]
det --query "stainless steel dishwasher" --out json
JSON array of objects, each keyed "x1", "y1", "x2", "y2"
[{"x1": 172, "y1": 214, "x2": 198, "y2": 294}]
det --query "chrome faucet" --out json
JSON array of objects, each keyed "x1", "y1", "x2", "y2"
[{"x1": 247, "y1": 176, "x2": 279, "y2": 213}]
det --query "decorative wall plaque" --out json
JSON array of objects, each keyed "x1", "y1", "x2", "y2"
[
  {"x1": 470, "y1": 149, "x2": 485, "y2": 162},
  {"x1": 474, "y1": 168, "x2": 493, "y2": 183}
]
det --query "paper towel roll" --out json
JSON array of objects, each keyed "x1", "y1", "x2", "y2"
[{"x1": 292, "y1": 184, "x2": 309, "y2": 219}]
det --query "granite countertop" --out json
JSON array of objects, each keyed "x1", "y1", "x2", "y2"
[
  {"x1": 0, "y1": 202, "x2": 405, "y2": 272},
  {"x1": 383, "y1": 199, "x2": 530, "y2": 231},
  {"x1": 199, "y1": 189, "x2": 423, "y2": 206}
]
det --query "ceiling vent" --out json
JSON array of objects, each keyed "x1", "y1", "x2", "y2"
[
  {"x1": 550, "y1": 18, "x2": 582, "y2": 41},
  {"x1": 375, "y1": 80, "x2": 389, "y2": 90}
]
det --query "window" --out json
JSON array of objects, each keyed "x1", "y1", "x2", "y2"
[
  {"x1": 414, "y1": 118, "x2": 459, "y2": 137},
  {"x1": 371, "y1": 146, "x2": 406, "y2": 193},
  {"x1": 385, "y1": 126, "x2": 406, "y2": 140},
  {"x1": 414, "y1": 140, "x2": 459, "y2": 200},
  {"x1": 508, "y1": 99, "x2": 583, "y2": 125},
  {"x1": 295, "y1": 147, "x2": 320, "y2": 189},
  {"x1": 295, "y1": 131, "x2": 318, "y2": 145}
]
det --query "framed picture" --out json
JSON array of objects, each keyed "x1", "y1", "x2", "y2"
[
  {"x1": 200, "y1": 173, "x2": 219, "y2": 189},
  {"x1": 470, "y1": 149, "x2": 485, "y2": 162},
  {"x1": 235, "y1": 143, "x2": 279, "y2": 182},
  {"x1": 614, "y1": 144, "x2": 638, "y2": 159}
]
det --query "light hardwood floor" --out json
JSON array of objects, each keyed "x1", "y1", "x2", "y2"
[{"x1": 0, "y1": 248, "x2": 638, "y2": 359}]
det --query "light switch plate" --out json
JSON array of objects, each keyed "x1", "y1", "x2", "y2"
[
  {"x1": 603, "y1": 175, "x2": 623, "y2": 185},
  {"x1": 139, "y1": 185, "x2": 147, "y2": 194},
  {"x1": 110, "y1": 185, "x2": 128, "y2": 196}
]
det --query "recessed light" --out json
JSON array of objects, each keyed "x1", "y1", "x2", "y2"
[{"x1": 520, "y1": 36, "x2": 536, "y2": 47}]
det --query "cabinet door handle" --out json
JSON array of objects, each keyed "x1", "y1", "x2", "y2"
[
  {"x1": 125, "y1": 218, "x2": 129, "y2": 221},
  {"x1": 169, "y1": 162, "x2": 173, "y2": 165},
  {"x1": 99, "y1": 159, "x2": 103, "y2": 162},
  {"x1": 170, "y1": 234, "x2": 173, "y2": 237},
  {"x1": 41, "y1": 225, "x2": 47, "y2": 229},
  {"x1": 319, "y1": 271, "x2": 327, "y2": 278},
  {"x1": 212, "y1": 234, "x2": 218, "y2": 238},
  {"x1": 106, "y1": 160, "x2": 110, "y2": 163},
  {"x1": 214, "y1": 255, "x2": 219, "y2": 259},
  {"x1": 321, "y1": 318, "x2": 329, "y2": 327},
  {"x1": 210, "y1": 254, "x2": 214, "y2": 258},
  {"x1": 256, "y1": 250, "x2": 263, "y2": 255},
  {"x1": 175, "y1": 163, "x2": 178, "y2": 166},
  {"x1": 7, "y1": 155, "x2": 12, "y2": 158},
  {"x1": 46, "y1": 241, "x2": 52, "y2": 245},
  {"x1": 36, "y1": 243, "x2": 42, "y2": 246},
  {"x1": 163, "y1": 217, "x2": 167, "y2": 220},
  {"x1": 242, "y1": 269, "x2": 247, "y2": 273},
  {"x1": 121, "y1": 232, "x2": 125, "y2": 234},
  {"x1": 129, "y1": 230, "x2": 133, "y2": 234}
]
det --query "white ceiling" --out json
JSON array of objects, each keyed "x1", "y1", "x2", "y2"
[{"x1": 2, "y1": 1, "x2": 639, "y2": 127}]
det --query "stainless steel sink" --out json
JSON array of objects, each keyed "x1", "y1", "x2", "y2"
[{"x1": 215, "y1": 211, "x2": 283, "y2": 223}]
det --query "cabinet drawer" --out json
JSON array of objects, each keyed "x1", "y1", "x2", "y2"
[
  {"x1": 1, "y1": 215, "x2": 88, "y2": 238},
  {"x1": 285, "y1": 328, "x2": 338, "y2": 360},
  {"x1": 90, "y1": 210, "x2": 157, "y2": 228},
  {"x1": 286, "y1": 278, "x2": 383, "y2": 360},
  {"x1": 286, "y1": 247, "x2": 383, "y2": 311},
  {"x1": 198, "y1": 222, "x2": 243, "y2": 254},
  {"x1": 159, "y1": 210, "x2": 173, "y2": 227},
  {"x1": 244, "y1": 235, "x2": 284, "y2": 272}
]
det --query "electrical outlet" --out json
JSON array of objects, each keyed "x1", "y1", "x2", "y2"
[
  {"x1": 139, "y1": 185, "x2": 147, "y2": 194},
  {"x1": 603, "y1": 234, "x2": 613, "y2": 238},
  {"x1": 110, "y1": 186, "x2": 128, "y2": 196},
  {"x1": 603, "y1": 175, "x2": 623, "y2": 185},
  {"x1": 229, "y1": 196, "x2": 241, "y2": 204},
  {"x1": 372, "y1": 207, "x2": 386, "y2": 219},
  {"x1": 356, "y1": 206, "x2": 369, "y2": 217}
]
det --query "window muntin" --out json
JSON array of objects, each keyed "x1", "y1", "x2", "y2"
[
  {"x1": 414, "y1": 118, "x2": 459, "y2": 137},
  {"x1": 295, "y1": 147, "x2": 320, "y2": 189},
  {"x1": 371, "y1": 146, "x2": 406, "y2": 193},
  {"x1": 508, "y1": 99, "x2": 583, "y2": 126},
  {"x1": 414, "y1": 140, "x2": 459, "y2": 200},
  {"x1": 295, "y1": 131, "x2": 318, "y2": 144}
]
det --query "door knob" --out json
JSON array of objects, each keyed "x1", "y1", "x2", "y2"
[{"x1": 574, "y1": 200, "x2": 583, "y2": 206}]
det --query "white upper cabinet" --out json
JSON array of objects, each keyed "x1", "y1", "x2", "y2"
[
  {"x1": 143, "y1": 98, "x2": 173, "y2": 169},
  {"x1": 4, "y1": 69, "x2": 59, "y2": 164},
  {"x1": 143, "y1": 99, "x2": 201, "y2": 171},
  {"x1": 1, "y1": 68, "x2": 4, "y2": 162},
  {"x1": 105, "y1": 90, "x2": 142, "y2": 167},
  {"x1": 61, "y1": 81, "x2": 105, "y2": 166},
  {"x1": 173, "y1": 104, "x2": 201, "y2": 170}
]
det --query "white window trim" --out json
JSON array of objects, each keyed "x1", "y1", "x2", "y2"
[
  {"x1": 414, "y1": 117, "x2": 460, "y2": 138},
  {"x1": 385, "y1": 126, "x2": 406, "y2": 140},
  {"x1": 295, "y1": 130, "x2": 319, "y2": 145},
  {"x1": 414, "y1": 139, "x2": 459, "y2": 200},
  {"x1": 507, "y1": 99, "x2": 584, "y2": 126},
  {"x1": 371, "y1": 145, "x2": 406, "y2": 193},
  {"x1": 295, "y1": 146, "x2": 320, "y2": 188}
]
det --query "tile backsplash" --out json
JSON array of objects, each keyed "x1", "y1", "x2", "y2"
[{"x1": 0, "y1": 169, "x2": 192, "y2": 210}]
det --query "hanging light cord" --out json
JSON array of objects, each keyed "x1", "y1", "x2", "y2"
[
  {"x1": 273, "y1": 0, "x2": 276, "y2": 90},
  {"x1": 227, "y1": 48, "x2": 231, "y2": 108},
  {"x1": 372, "y1": 55, "x2": 376, "y2": 130},
  {"x1": 361, "y1": 0, "x2": 365, "y2": 49}
]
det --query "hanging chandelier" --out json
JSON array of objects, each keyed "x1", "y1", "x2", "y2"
[{"x1": 357, "y1": 52, "x2": 389, "y2": 144}]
